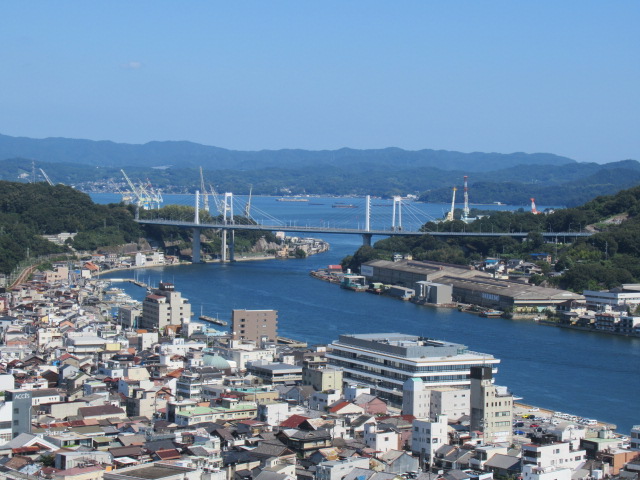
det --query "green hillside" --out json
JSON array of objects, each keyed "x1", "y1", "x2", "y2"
[{"x1": 343, "y1": 184, "x2": 640, "y2": 292}]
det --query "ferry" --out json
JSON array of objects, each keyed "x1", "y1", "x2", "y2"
[
  {"x1": 277, "y1": 197, "x2": 308, "y2": 202},
  {"x1": 340, "y1": 275, "x2": 368, "y2": 292},
  {"x1": 480, "y1": 310, "x2": 504, "y2": 318}
]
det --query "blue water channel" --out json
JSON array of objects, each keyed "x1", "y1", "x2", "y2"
[{"x1": 92, "y1": 194, "x2": 640, "y2": 434}]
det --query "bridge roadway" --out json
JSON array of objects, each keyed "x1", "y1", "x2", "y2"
[{"x1": 137, "y1": 218, "x2": 592, "y2": 243}]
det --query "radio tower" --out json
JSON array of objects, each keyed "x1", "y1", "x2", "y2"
[{"x1": 463, "y1": 175, "x2": 470, "y2": 222}]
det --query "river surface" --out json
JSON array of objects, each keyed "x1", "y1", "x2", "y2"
[{"x1": 92, "y1": 194, "x2": 640, "y2": 434}]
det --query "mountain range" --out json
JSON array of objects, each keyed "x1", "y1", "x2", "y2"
[{"x1": 0, "y1": 133, "x2": 637, "y2": 206}]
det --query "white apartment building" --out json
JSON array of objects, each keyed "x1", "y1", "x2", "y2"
[
  {"x1": 411, "y1": 414, "x2": 449, "y2": 463},
  {"x1": 522, "y1": 441, "x2": 587, "y2": 471},
  {"x1": 208, "y1": 340, "x2": 276, "y2": 370},
  {"x1": 403, "y1": 379, "x2": 469, "y2": 421},
  {"x1": 522, "y1": 464, "x2": 571, "y2": 480},
  {"x1": 363, "y1": 422, "x2": 401, "y2": 454},
  {"x1": 327, "y1": 333, "x2": 499, "y2": 406},
  {"x1": 309, "y1": 389, "x2": 342, "y2": 411},
  {"x1": 316, "y1": 457, "x2": 371, "y2": 480}
]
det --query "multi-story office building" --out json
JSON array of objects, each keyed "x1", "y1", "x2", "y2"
[
  {"x1": 326, "y1": 333, "x2": 499, "y2": 406},
  {"x1": 231, "y1": 309, "x2": 278, "y2": 344},
  {"x1": 140, "y1": 283, "x2": 191, "y2": 331},
  {"x1": 469, "y1": 366, "x2": 513, "y2": 444}
]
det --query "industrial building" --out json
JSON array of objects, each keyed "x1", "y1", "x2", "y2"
[
  {"x1": 326, "y1": 333, "x2": 499, "y2": 406},
  {"x1": 361, "y1": 259, "x2": 583, "y2": 311}
]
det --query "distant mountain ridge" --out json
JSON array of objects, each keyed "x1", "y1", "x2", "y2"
[{"x1": 0, "y1": 133, "x2": 576, "y2": 172}]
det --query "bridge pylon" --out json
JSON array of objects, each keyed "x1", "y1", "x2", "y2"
[
  {"x1": 222, "y1": 193, "x2": 235, "y2": 262},
  {"x1": 392, "y1": 196, "x2": 403, "y2": 232},
  {"x1": 192, "y1": 190, "x2": 202, "y2": 263}
]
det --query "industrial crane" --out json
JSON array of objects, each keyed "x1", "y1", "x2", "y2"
[
  {"x1": 39, "y1": 168, "x2": 54, "y2": 186},
  {"x1": 445, "y1": 187, "x2": 457, "y2": 222},
  {"x1": 121, "y1": 169, "x2": 152, "y2": 211}
]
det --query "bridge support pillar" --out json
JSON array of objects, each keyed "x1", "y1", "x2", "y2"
[
  {"x1": 192, "y1": 228, "x2": 202, "y2": 263},
  {"x1": 221, "y1": 230, "x2": 227, "y2": 262},
  {"x1": 229, "y1": 230, "x2": 235, "y2": 262},
  {"x1": 362, "y1": 233, "x2": 373, "y2": 247}
]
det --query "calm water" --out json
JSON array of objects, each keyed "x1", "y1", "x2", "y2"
[{"x1": 93, "y1": 194, "x2": 640, "y2": 434}]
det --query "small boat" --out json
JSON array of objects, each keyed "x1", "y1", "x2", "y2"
[
  {"x1": 480, "y1": 310, "x2": 504, "y2": 318},
  {"x1": 332, "y1": 203, "x2": 357, "y2": 208}
]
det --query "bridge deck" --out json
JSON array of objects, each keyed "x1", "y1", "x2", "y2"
[{"x1": 136, "y1": 219, "x2": 592, "y2": 238}]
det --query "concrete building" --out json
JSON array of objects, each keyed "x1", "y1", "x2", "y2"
[
  {"x1": 327, "y1": 333, "x2": 499, "y2": 406},
  {"x1": 231, "y1": 309, "x2": 278, "y2": 344},
  {"x1": 522, "y1": 441, "x2": 586, "y2": 471},
  {"x1": 0, "y1": 389, "x2": 32, "y2": 441},
  {"x1": 140, "y1": 282, "x2": 191, "y2": 331},
  {"x1": 402, "y1": 378, "x2": 469, "y2": 421},
  {"x1": 631, "y1": 425, "x2": 640, "y2": 450},
  {"x1": 363, "y1": 422, "x2": 401, "y2": 454},
  {"x1": 469, "y1": 366, "x2": 513, "y2": 444},
  {"x1": 315, "y1": 457, "x2": 370, "y2": 480},
  {"x1": 247, "y1": 361, "x2": 302, "y2": 385},
  {"x1": 415, "y1": 281, "x2": 453, "y2": 305},
  {"x1": 411, "y1": 414, "x2": 449, "y2": 465},
  {"x1": 583, "y1": 285, "x2": 640, "y2": 311},
  {"x1": 118, "y1": 305, "x2": 141, "y2": 329},
  {"x1": 302, "y1": 366, "x2": 343, "y2": 392}
]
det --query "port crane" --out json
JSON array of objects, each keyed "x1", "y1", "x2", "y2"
[
  {"x1": 120, "y1": 169, "x2": 162, "y2": 212},
  {"x1": 445, "y1": 187, "x2": 457, "y2": 222},
  {"x1": 39, "y1": 168, "x2": 54, "y2": 186}
]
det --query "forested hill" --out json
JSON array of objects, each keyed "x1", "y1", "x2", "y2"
[
  {"x1": 0, "y1": 133, "x2": 574, "y2": 171},
  {"x1": 0, "y1": 182, "x2": 140, "y2": 274},
  {"x1": 343, "y1": 183, "x2": 640, "y2": 293}
]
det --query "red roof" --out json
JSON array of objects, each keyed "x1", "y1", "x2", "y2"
[
  {"x1": 280, "y1": 414, "x2": 310, "y2": 428},
  {"x1": 328, "y1": 401, "x2": 351, "y2": 413},
  {"x1": 155, "y1": 449, "x2": 181, "y2": 460}
]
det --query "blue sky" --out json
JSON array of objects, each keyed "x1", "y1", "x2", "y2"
[{"x1": 0, "y1": 1, "x2": 638, "y2": 162}]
